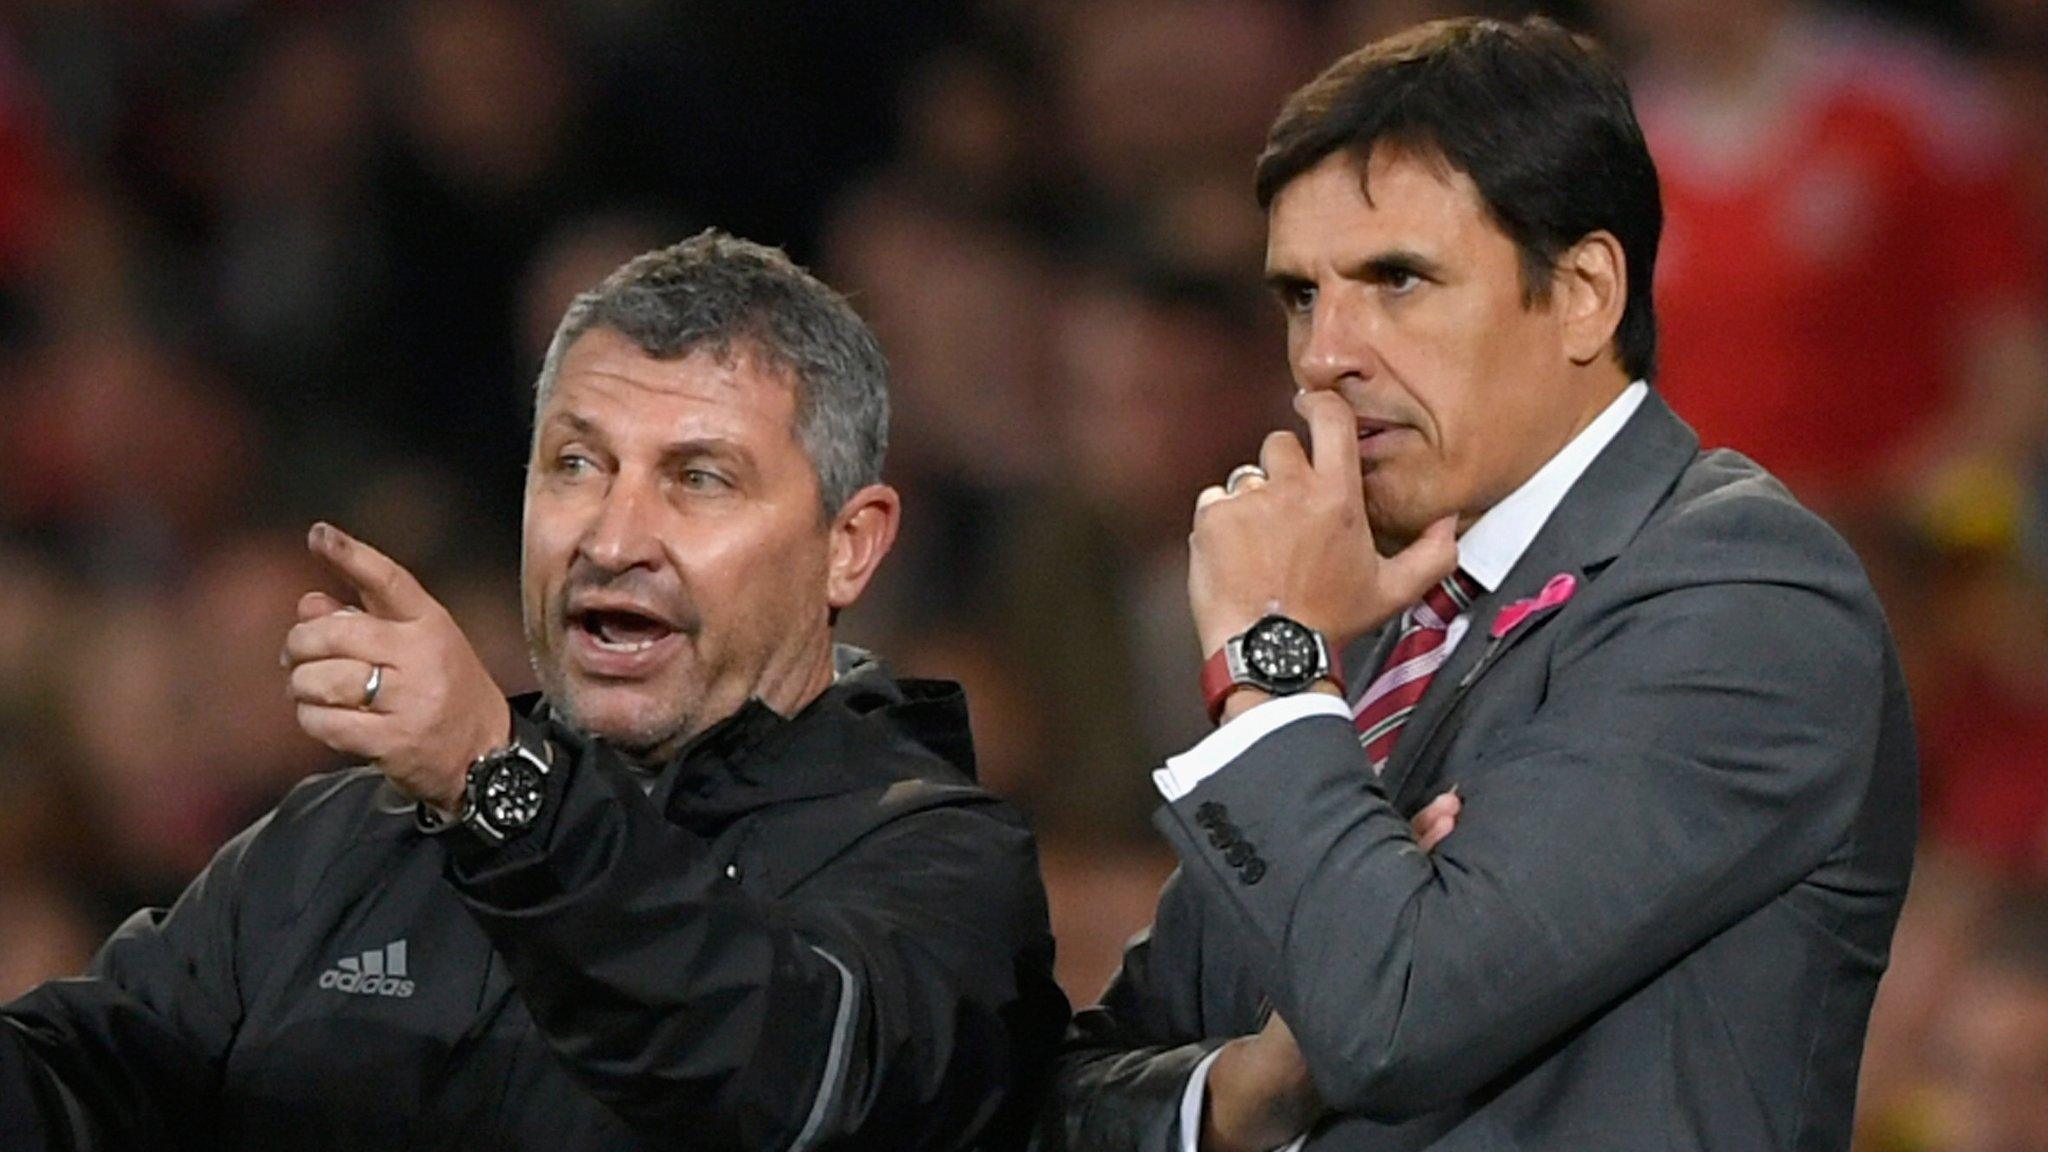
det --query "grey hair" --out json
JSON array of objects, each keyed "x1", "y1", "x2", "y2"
[{"x1": 534, "y1": 229, "x2": 889, "y2": 515}]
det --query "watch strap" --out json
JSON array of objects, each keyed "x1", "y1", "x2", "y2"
[
  {"x1": 1200, "y1": 643, "x2": 1241, "y2": 726},
  {"x1": 414, "y1": 726, "x2": 553, "y2": 845}
]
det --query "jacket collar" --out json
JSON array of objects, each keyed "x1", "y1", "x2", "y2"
[
  {"x1": 1377, "y1": 391, "x2": 1700, "y2": 805},
  {"x1": 525, "y1": 646, "x2": 978, "y2": 833}
]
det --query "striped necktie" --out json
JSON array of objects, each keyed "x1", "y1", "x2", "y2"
[{"x1": 1354, "y1": 571, "x2": 1480, "y2": 775}]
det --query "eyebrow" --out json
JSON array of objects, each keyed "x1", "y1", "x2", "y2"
[
  {"x1": 1266, "y1": 247, "x2": 1448, "y2": 289},
  {"x1": 1353, "y1": 248, "x2": 1444, "y2": 282},
  {"x1": 1263, "y1": 268, "x2": 1313, "y2": 296},
  {"x1": 544, "y1": 413, "x2": 753, "y2": 469},
  {"x1": 658, "y1": 438, "x2": 750, "y2": 471},
  {"x1": 550, "y1": 412, "x2": 599, "y2": 438}
]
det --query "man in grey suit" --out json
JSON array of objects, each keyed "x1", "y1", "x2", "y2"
[{"x1": 1045, "y1": 16, "x2": 1917, "y2": 1152}]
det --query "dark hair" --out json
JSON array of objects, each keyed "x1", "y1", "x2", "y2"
[
  {"x1": 1255, "y1": 17, "x2": 1661, "y2": 382},
  {"x1": 535, "y1": 229, "x2": 889, "y2": 515}
]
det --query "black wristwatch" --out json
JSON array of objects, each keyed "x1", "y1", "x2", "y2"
[
  {"x1": 1200, "y1": 614, "x2": 1344, "y2": 724},
  {"x1": 417, "y1": 733, "x2": 554, "y2": 846}
]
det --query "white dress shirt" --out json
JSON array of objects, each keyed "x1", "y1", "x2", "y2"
[{"x1": 1159, "y1": 381, "x2": 1647, "y2": 1151}]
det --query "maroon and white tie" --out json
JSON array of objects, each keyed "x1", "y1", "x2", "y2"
[{"x1": 1354, "y1": 572, "x2": 1480, "y2": 774}]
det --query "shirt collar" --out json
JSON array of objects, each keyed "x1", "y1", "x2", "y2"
[{"x1": 1457, "y1": 381, "x2": 1648, "y2": 592}]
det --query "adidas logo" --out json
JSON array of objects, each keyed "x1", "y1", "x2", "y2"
[{"x1": 317, "y1": 940, "x2": 416, "y2": 998}]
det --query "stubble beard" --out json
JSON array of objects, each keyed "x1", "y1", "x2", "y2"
[
  {"x1": 1363, "y1": 484, "x2": 1422, "y2": 555},
  {"x1": 525, "y1": 619, "x2": 700, "y2": 768}
]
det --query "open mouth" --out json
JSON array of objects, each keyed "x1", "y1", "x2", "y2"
[{"x1": 572, "y1": 608, "x2": 677, "y2": 653}]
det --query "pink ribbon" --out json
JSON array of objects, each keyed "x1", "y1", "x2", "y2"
[{"x1": 1489, "y1": 572, "x2": 1577, "y2": 640}]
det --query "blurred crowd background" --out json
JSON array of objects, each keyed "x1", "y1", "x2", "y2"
[{"x1": 0, "y1": 0, "x2": 2045, "y2": 1146}]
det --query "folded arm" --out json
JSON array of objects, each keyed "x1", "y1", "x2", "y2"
[
  {"x1": 1163, "y1": 545, "x2": 1888, "y2": 1118},
  {"x1": 1047, "y1": 794, "x2": 1463, "y2": 1152}
]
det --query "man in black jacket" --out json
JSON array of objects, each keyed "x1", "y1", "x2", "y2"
[{"x1": 1, "y1": 230, "x2": 1069, "y2": 1150}]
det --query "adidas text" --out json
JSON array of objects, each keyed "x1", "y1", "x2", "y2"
[{"x1": 318, "y1": 940, "x2": 415, "y2": 998}]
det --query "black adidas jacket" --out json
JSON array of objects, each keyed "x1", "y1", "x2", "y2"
[{"x1": 0, "y1": 654, "x2": 1068, "y2": 1150}]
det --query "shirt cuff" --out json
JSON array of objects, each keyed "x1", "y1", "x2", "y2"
[
  {"x1": 1155, "y1": 693, "x2": 1352, "y2": 802},
  {"x1": 1178, "y1": 1048, "x2": 1223, "y2": 1152},
  {"x1": 1178, "y1": 1047, "x2": 1310, "y2": 1152}
]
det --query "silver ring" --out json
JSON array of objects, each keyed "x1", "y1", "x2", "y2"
[
  {"x1": 361, "y1": 663, "x2": 384, "y2": 710},
  {"x1": 1224, "y1": 463, "x2": 1269, "y2": 496}
]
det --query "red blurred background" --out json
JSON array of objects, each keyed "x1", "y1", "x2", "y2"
[{"x1": 1, "y1": 1, "x2": 2045, "y2": 1146}]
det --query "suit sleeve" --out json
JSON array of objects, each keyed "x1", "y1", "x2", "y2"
[
  {"x1": 2, "y1": 811, "x2": 263, "y2": 1149},
  {"x1": 446, "y1": 730, "x2": 1067, "y2": 1152},
  {"x1": 1153, "y1": 502, "x2": 1895, "y2": 1120}
]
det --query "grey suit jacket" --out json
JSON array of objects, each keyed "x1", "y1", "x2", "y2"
[{"x1": 1043, "y1": 394, "x2": 1918, "y2": 1151}]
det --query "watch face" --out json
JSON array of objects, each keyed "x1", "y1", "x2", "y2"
[
  {"x1": 1242, "y1": 616, "x2": 1323, "y2": 692},
  {"x1": 481, "y1": 755, "x2": 547, "y2": 832}
]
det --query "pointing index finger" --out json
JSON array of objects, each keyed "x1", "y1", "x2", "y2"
[{"x1": 307, "y1": 522, "x2": 434, "y2": 621}]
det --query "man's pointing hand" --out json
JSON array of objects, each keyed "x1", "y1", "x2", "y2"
[{"x1": 283, "y1": 522, "x2": 510, "y2": 813}]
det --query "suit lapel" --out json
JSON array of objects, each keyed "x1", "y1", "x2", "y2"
[{"x1": 1376, "y1": 393, "x2": 1701, "y2": 808}]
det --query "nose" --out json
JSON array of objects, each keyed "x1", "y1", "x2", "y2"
[
  {"x1": 578, "y1": 468, "x2": 666, "y2": 574},
  {"x1": 1293, "y1": 288, "x2": 1376, "y2": 395}
]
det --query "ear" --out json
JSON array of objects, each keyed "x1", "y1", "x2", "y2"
[
  {"x1": 1558, "y1": 230, "x2": 1627, "y2": 368},
  {"x1": 824, "y1": 483, "x2": 902, "y2": 612}
]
